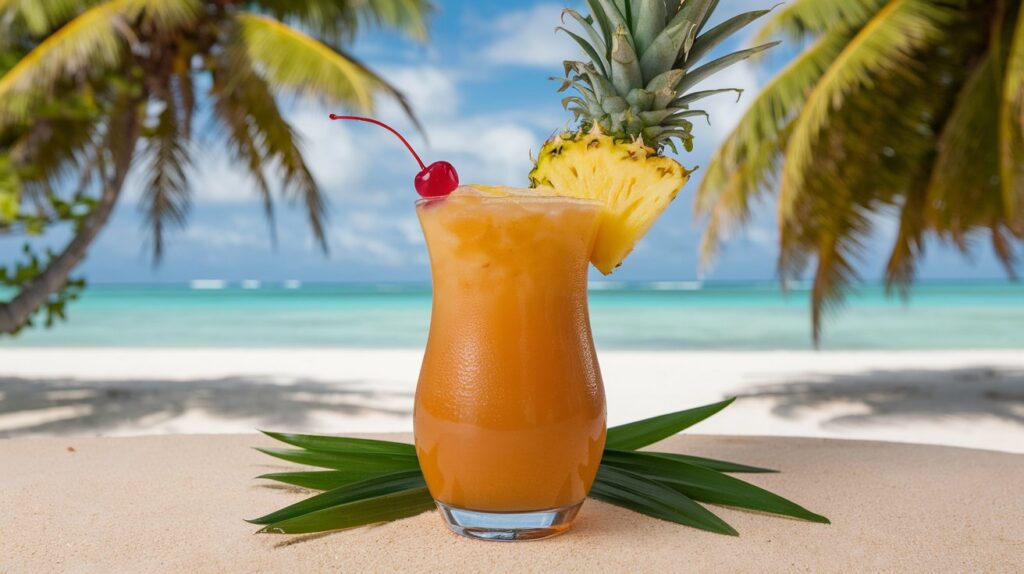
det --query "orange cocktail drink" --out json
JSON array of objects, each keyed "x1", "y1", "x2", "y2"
[{"x1": 415, "y1": 186, "x2": 606, "y2": 540}]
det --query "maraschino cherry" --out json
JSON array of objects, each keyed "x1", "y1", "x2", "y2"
[{"x1": 328, "y1": 114, "x2": 458, "y2": 198}]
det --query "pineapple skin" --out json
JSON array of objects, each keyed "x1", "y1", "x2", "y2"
[{"x1": 529, "y1": 129, "x2": 691, "y2": 274}]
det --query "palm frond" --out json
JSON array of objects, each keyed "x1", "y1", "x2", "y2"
[
  {"x1": 173, "y1": 53, "x2": 195, "y2": 140},
  {"x1": 802, "y1": 207, "x2": 866, "y2": 347},
  {"x1": 210, "y1": 76, "x2": 276, "y2": 243},
  {"x1": 704, "y1": 0, "x2": 1018, "y2": 343},
  {"x1": 129, "y1": 0, "x2": 200, "y2": 35},
  {"x1": 232, "y1": 11, "x2": 418, "y2": 126},
  {"x1": 1000, "y1": 5, "x2": 1024, "y2": 228},
  {"x1": 753, "y1": 0, "x2": 890, "y2": 44},
  {"x1": 777, "y1": 126, "x2": 877, "y2": 346},
  {"x1": 347, "y1": 0, "x2": 432, "y2": 41},
  {"x1": 884, "y1": 10, "x2": 995, "y2": 290},
  {"x1": 879, "y1": 35, "x2": 980, "y2": 293},
  {"x1": 927, "y1": 50, "x2": 1002, "y2": 247},
  {"x1": 140, "y1": 97, "x2": 191, "y2": 263},
  {"x1": 885, "y1": 181, "x2": 928, "y2": 293},
  {"x1": 0, "y1": 1, "x2": 125, "y2": 127},
  {"x1": 696, "y1": 32, "x2": 848, "y2": 265},
  {"x1": 0, "y1": 0, "x2": 200, "y2": 128},
  {"x1": 778, "y1": 0, "x2": 960, "y2": 223},
  {"x1": 0, "y1": 155, "x2": 19, "y2": 223},
  {"x1": 780, "y1": 18, "x2": 971, "y2": 345},
  {"x1": 990, "y1": 224, "x2": 1019, "y2": 278},
  {"x1": 775, "y1": 127, "x2": 870, "y2": 346},
  {"x1": 248, "y1": 0, "x2": 432, "y2": 44},
  {"x1": 215, "y1": 28, "x2": 328, "y2": 249},
  {"x1": 925, "y1": 23, "x2": 1021, "y2": 279},
  {"x1": 0, "y1": 0, "x2": 91, "y2": 37},
  {"x1": 8, "y1": 114, "x2": 99, "y2": 200}
]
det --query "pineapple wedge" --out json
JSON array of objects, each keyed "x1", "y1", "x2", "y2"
[{"x1": 530, "y1": 129, "x2": 691, "y2": 274}]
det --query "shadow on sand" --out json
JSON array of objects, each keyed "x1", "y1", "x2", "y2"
[
  {"x1": 736, "y1": 366, "x2": 1024, "y2": 428},
  {"x1": 0, "y1": 375, "x2": 412, "y2": 438}
]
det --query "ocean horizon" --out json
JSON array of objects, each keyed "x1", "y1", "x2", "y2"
[{"x1": 2, "y1": 279, "x2": 1021, "y2": 350}]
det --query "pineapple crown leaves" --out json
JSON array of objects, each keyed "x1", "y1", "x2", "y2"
[{"x1": 555, "y1": 0, "x2": 779, "y2": 153}]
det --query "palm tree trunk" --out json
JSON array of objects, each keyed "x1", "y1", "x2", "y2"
[{"x1": 0, "y1": 108, "x2": 140, "y2": 334}]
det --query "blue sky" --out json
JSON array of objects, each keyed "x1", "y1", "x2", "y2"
[{"x1": 1, "y1": 0, "x2": 1011, "y2": 284}]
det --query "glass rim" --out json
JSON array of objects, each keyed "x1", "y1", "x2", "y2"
[{"x1": 415, "y1": 187, "x2": 603, "y2": 207}]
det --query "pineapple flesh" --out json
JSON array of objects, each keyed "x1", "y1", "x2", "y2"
[
  {"x1": 530, "y1": 128, "x2": 691, "y2": 273},
  {"x1": 531, "y1": 0, "x2": 777, "y2": 273}
]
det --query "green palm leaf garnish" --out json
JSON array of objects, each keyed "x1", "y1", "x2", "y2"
[
  {"x1": 601, "y1": 450, "x2": 828, "y2": 523},
  {"x1": 604, "y1": 397, "x2": 735, "y2": 450},
  {"x1": 590, "y1": 465, "x2": 737, "y2": 536},
  {"x1": 249, "y1": 399, "x2": 829, "y2": 536},
  {"x1": 259, "y1": 431, "x2": 418, "y2": 455},
  {"x1": 256, "y1": 469, "x2": 402, "y2": 491},
  {"x1": 256, "y1": 488, "x2": 435, "y2": 535},
  {"x1": 250, "y1": 470, "x2": 425, "y2": 525},
  {"x1": 255, "y1": 447, "x2": 419, "y2": 472}
]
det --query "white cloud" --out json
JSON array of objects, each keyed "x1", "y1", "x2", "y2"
[
  {"x1": 331, "y1": 227, "x2": 406, "y2": 266},
  {"x1": 183, "y1": 221, "x2": 266, "y2": 248},
  {"x1": 744, "y1": 225, "x2": 776, "y2": 249},
  {"x1": 427, "y1": 119, "x2": 537, "y2": 186},
  {"x1": 379, "y1": 66, "x2": 460, "y2": 118},
  {"x1": 481, "y1": 4, "x2": 578, "y2": 68},
  {"x1": 188, "y1": 152, "x2": 273, "y2": 203},
  {"x1": 288, "y1": 106, "x2": 373, "y2": 202},
  {"x1": 328, "y1": 211, "x2": 425, "y2": 267},
  {"x1": 373, "y1": 65, "x2": 540, "y2": 187}
]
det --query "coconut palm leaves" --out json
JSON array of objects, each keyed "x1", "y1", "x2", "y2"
[
  {"x1": 0, "y1": 0, "x2": 432, "y2": 333},
  {"x1": 250, "y1": 399, "x2": 829, "y2": 536},
  {"x1": 0, "y1": 2, "x2": 138, "y2": 126},
  {"x1": 232, "y1": 13, "x2": 417, "y2": 122},
  {"x1": 699, "y1": 0, "x2": 1024, "y2": 345},
  {"x1": 140, "y1": 99, "x2": 192, "y2": 262},
  {"x1": 0, "y1": 0, "x2": 98, "y2": 40},
  {"x1": 751, "y1": 0, "x2": 890, "y2": 42},
  {"x1": 250, "y1": 0, "x2": 431, "y2": 45},
  {"x1": 0, "y1": 0, "x2": 205, "y2": 128}
]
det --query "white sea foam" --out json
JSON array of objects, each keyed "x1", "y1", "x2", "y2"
[
  {"x1": 189, "y1": 279, "x2": 226, "y2": 290},
  {"x1": 649, "y1": 281, "x2": 702, "y2": 291},
  {"x1": 588, "y1": 281, "x2": 626, "y2": 291}
]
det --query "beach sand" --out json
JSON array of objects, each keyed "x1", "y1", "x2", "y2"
[
  {"x1": 1, "y1": 348, "x2": 1022, "y2": 452},
  {"x1": 1, "y1": 433, "x2": 1021, "y2": 572}
]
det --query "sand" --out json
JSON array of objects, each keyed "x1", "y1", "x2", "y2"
[
  {"x1": 2, "y1": 348, "x2": 1023, "y2": 452},
  {"x1": 1, "y1": 432, "x2": 1021, "y2": 573}
]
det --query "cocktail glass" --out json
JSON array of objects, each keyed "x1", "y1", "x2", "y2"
[{"x1": 415, "y1": 187, "x2": 607, "y2": 541}]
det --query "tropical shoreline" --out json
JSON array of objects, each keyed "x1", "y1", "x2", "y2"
[
  {"x1": 2, "y1": 348, "x2": 1022, "y2": 453},
  {"x1": 6, "y1": 281, "x2": 1024, "y2": 350}
]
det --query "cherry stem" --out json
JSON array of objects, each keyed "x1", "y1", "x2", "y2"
[{"x1": 328, "y1": 114, "x2": 426, "y2": 171}]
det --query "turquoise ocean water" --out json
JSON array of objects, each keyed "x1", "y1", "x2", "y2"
[{"x1": 2, "y1": 281, "x2": 1022, "y2": 350}]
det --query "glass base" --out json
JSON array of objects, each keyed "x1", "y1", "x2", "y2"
[{"x1": 436, "y1": 501, "x2": 583, "y2": 541}]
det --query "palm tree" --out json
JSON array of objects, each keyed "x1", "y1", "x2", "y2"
[
  {"x1": 0, "y1": 0, "x2": 431, "y2": 333},
  {"x1": 697, "y1": 0, "x2": 1023, "y2": 344}
]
